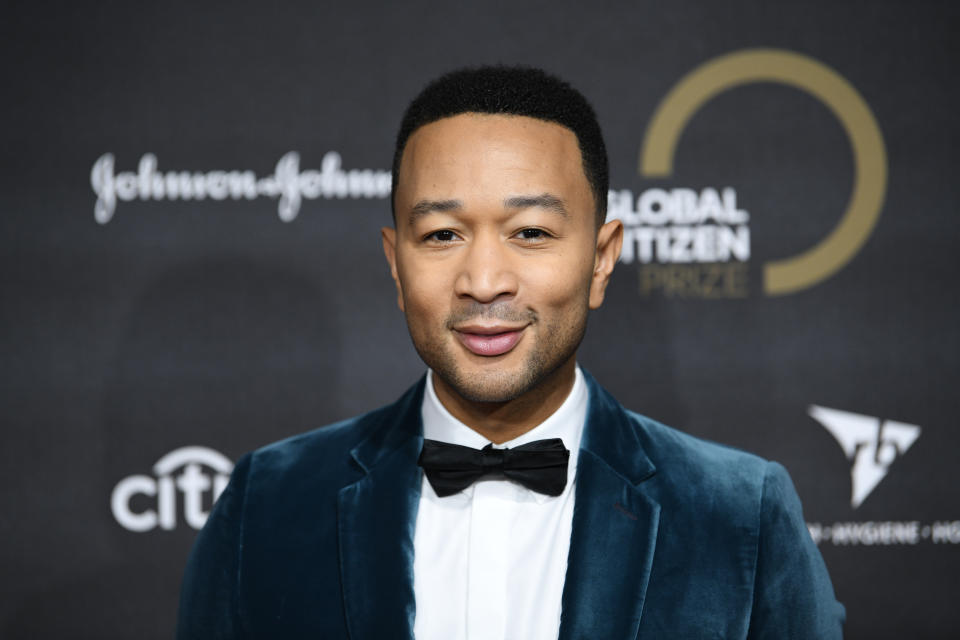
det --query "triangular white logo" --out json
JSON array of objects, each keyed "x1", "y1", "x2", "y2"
[{"x1": 808, "y1": 405, "x2": 921, "y2": 508}]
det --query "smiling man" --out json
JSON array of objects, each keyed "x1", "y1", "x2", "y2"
[
  {"x1": 384, "y1": 110, "x2": 617, "y2": 441},
  {"x1": 178, "y1": 66, "x2": 845, "y2": 639}
]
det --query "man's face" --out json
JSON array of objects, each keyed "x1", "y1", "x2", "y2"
[{"x1": 383, "y1": 113, "x2": 621, "y2": 404}]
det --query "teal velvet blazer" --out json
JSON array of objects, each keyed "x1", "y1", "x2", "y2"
[{"x1": 178, "y1": 370, "x2": 844, "y2": 639}]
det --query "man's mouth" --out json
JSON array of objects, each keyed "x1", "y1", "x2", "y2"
[{"x1": 453, "y1": 325, "x2": 526, "y2": 357}]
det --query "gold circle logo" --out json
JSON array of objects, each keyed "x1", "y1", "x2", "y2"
[{"x1": 639, "y1": 49, "x2": 887, "y2": 296}]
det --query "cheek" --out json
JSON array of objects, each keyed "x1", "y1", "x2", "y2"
[
  {"x1": 399, "y1": 263, "x2": 451, "y2": 325},
  {"x1": 523, "y1": 259, "x2": 593, "y2": 311}
]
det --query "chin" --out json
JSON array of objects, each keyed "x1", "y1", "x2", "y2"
[
  {"x1": 449, "y1": 376, "x2": 532, "y2": 404},
  {"x1": 433, "y1": 352, "x2": 554, "y2": 405}
]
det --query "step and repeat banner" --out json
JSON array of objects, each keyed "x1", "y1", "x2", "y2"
[{"x1": 2, "y1": 2, "x2": 957, "y2": 638}]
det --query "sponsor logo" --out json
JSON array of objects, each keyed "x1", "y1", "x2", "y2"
[
  {"x1": 809, "y1": 405, "x2": 920, "y2": 508},
  {"x1": 805, "y1": 407, "x2": 957, "y2": 547},
  {"x1": 89, "y1": 50, "x2": 885, "y2": 299},
  {"x1": 111, "y1": 446, "x2": 234, "y2": 532},
  {"x1": 630, "y1": 48, "x2": 887, "y2": 297},
  {"x1": 807, "y1": 520, "x2": 960, "y2": 547},
  {"x1": 91, "y1": 151, "x2": 390, "y2": 224}
]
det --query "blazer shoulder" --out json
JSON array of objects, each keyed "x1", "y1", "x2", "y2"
[
  {"x1": 627, "y1": 410, "x2": 769, "y2": 476},
  {"x1": 245, "y1": 385, "x2": 420, "y2": 491},
  {"x1": 624, "y1": 410, "x2": 773, "y2": 516}
]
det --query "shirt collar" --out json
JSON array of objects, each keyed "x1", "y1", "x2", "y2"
[{"x1": 421, "y1": 366, "x2": 588, "y2": 503}]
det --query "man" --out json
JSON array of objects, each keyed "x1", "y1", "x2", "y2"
[{"x1": 178, "y1": 66, "x2": 844, "y2": 639}]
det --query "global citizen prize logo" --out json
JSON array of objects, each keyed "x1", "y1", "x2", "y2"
[
  {"x1": 628, "y1": 48, "x2": 888, "y2": 298},
  {"x1": 608, "y1": 187, "x2": 750, "y2": 298},
  {"x1": 111, "y1": 446, "x2": 233, "y2": 532}
]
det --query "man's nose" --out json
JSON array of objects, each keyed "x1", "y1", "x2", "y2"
[{"x1": 453, "y1": 233, "x2": 518, "y2": 303}]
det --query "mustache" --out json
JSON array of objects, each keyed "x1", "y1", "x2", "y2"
[{"x1": 445, "y1": 302, "x2": 537, "y2": 328}]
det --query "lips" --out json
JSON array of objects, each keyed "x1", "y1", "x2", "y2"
[{"x1": 454, "y1": 326, "x2": 525, "y2": 356}]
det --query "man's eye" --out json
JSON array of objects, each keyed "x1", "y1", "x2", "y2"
[
  {"x1": 517, "y1": 228, "x2": 550, "y2": 241},
  {"x1": 425, "y1": 230, "x2": 457, "y2": 243}
]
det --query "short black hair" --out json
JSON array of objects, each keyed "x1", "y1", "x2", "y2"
[{"x1": 391, "y1": 65, "x2": 608, "y2": 226}]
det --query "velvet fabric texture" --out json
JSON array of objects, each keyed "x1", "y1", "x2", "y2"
[{"x1": 177, "y1": 370, "x2": 845, "y2": 639}]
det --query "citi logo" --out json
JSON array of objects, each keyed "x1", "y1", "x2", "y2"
[
  {"x1": 808, "y1": 406, "x2": 921, "y2": 508},
  {"x1": 111, "y1": 446, "x2": 234, "y2": 532}
]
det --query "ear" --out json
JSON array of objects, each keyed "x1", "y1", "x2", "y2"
[
  {"x1": 381, "y1": 226, "x2": 405, "y2": 312},
  {"x1": 588, "y1": 219, "x2": 623, "y2": 309}
]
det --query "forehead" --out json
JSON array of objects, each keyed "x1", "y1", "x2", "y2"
[{"x1": 396, "y1": 113, "x2": 591, "y2": 207}]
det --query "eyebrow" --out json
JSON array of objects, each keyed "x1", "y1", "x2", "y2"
[
  {"x1": 504, "y1": 193, "x2": 569, "y2": 218},
  {"x1": 409, "y1": 199, "x2": 462, "y2": 225},
  {"x1": 407, "y1": 193, "x2": 569, "y2": 225}
]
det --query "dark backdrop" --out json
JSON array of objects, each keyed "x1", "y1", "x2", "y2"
[{"x1": 2, "y1": 1, "x2": 958, "y2": 637}]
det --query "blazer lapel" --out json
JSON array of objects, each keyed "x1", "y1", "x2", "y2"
[
  {"x1": 559, "y1": 371, "x2": 661, "y2": 640},
  {"x1": 337, "y1": 378, "x2": 425, "y2": 640}
]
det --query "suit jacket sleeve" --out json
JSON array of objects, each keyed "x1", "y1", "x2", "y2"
[
  {"x1": 747, "y1": 461, "x2": 845, "y2": 639},
  {"x1": 176, "y1": 452, "x2": 252, "y2": 640}
]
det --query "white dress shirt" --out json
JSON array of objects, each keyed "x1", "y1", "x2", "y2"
[{"x1": 413, "y1": 366, "x2": 588, "y2": 640}]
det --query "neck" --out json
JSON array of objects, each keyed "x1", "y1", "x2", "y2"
[{"x1": 431, "y1": 357, "x2": 578, "y2": 444}]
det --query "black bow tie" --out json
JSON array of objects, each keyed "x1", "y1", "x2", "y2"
[{"x1": 418, "y1": 438, "x2": 570, "y2": 497}]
